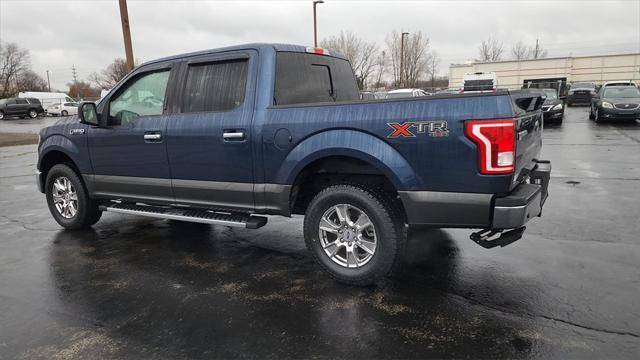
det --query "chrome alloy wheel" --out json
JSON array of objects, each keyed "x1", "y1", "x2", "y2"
[
  {"x1": 52, "y1": 176, "x2": 78, "y2": 218},
  {"x1": 319, "y1": 204, "x2": 377, "y2": 268}
]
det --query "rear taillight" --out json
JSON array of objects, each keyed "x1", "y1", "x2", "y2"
[{"x1": 465, "y1": 119, "x2": 516, "y2": 175}]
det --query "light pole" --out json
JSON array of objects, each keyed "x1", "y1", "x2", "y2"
[
  {"x1": 399, "y1": 32, "x2": 409, "y2": 87},
  {"x1": 313, "y1": 0, "x2": 324, "y2": 48}
]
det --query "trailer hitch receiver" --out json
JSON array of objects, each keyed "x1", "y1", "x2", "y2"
[{"x1": 470, "y1": 227, "x2": 526, "y2": 249}]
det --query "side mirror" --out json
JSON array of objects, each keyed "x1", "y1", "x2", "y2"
[{"x1": 79, "y1": 102, "x2": 99, "y2": 126}]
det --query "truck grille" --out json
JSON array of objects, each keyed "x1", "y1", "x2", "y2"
[{"x1": 614, "y1": 103, "x2": 640, "y2": 110}]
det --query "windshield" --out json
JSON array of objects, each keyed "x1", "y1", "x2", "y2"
[
  {"x1": 603, "y1": 87, "x2": 640, "y2": 98},
  {"x1": 542, "y1": 90, "x2": 558, "y2": 99},
  {"x1": 572, "y1": 82, "x2": 595, "y2": 89}
]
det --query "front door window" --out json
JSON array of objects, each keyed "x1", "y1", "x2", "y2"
[{"x1": 109, "y1": 70, "x2": 170, "y2": 126}]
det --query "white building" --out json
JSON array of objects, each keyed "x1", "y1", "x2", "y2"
[{"x1": 449, "y1": 53, "x2": 640, "y2": 91}]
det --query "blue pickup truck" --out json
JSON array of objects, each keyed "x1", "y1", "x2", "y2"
[{"x1": 36, "y1": 43, "x2": 550, "y2": 285}]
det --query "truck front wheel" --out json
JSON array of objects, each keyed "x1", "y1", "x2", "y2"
[
  {"x1": 45, "y1": 164, "x2": 101, "y2": 229},
  {"x1": 303, "y1": 184, "x2": 406, "y2": 285}
]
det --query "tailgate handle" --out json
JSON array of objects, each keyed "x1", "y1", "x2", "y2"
[{"x1": 517, "y1": 129, "x2": 528, "y2": 140}]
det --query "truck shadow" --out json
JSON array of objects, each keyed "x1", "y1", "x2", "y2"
[{"x1": 46, "y1": 219, "x2": 539, "y2": 359}]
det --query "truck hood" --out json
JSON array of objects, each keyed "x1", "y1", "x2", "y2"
[{"x1": 55, "y1": 115, "x2": 80, "y2": 126}]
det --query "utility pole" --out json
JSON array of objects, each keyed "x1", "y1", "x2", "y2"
[
  {"x1": 71, "y1": 65, "x2": 80, "y2": 100},
  {"x1": 119, "y1": 0, "x2": 135, "y2": 71},
  {"x1": 313, "y1": 1, "x2": 324, "y2": 48},
  {"x1": 45, "y1": 70, "x2": 51, "y2": 92},
  {"x1": 400, "y1": 32, "x2": 409, "y2": 87},
  {"x1": 534, "y1": 38, "x2": 540, "y2": 59},
  {"x1": 71, "y1": 65, "x2": 78, "y2": 83}
]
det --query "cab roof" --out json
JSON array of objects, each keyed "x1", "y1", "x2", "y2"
[{"x1": 141, "y1": 43, "x2": 348, "y2": 67}]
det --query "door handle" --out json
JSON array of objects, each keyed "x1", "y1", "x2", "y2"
[
  {"x1": 223, "y1": 130, "x2": 246, "y2": 141},
  {"x1": 144, "y1": 132, "x2": 162, "y2": 142}
]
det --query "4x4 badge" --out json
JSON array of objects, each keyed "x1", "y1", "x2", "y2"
[{"x1": 387, "y1": 121, "x2": 449, "y2": 138}]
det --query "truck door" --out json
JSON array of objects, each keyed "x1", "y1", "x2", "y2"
[
  {"x1": 165, "y1": 51, "x2": 256, "y2": 211},
  {"x1": 88, "y1": 64, "x2": 178, "y2": 202}
]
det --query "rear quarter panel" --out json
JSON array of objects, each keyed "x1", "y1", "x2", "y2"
[{"x1": 261, "y1": 94, "x2": 515, "y2": 193}]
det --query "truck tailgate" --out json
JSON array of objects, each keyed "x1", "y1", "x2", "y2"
[{"x1": 511, "y1": 91, "x2": 545, "y2": 189}]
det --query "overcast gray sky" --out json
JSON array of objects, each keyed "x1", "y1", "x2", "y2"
[{"x1": 1, "y1": 0, "x2": 639, "y2": 90}]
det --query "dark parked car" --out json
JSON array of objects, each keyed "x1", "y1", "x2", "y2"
[
  {"x1": 0, "y1": 97, "x2": 45, "y2": 120},
  {"x1": 590, "y1": 85, "x2": 640, "y2": 123},
  {"x1": 539, "y1": 89, "x2": 564, "y2": 123},
  {"x1": 35, "y1": 43, "x2": 551, "y2": 285},
  {"x1": 565, "y1": 82, "x2": 597, "y2": 106}
]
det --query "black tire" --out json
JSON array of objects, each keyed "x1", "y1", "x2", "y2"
[
  {"x1": 28, "y1": 109, "x2": 38, "y2": 118},
  {"x1": 45, "y1": 164, "x2": 101, "y2": 229},
  {"x1": 589, "y1": 106, "x2": 595, "y2": 120},
  {"x1": 594, "y1": 107, "x2": 604, "y2": 123},
  {"x1": 61, "y1": 110, "x2": 68, "y2": 116},
  {"x1": 0, "y1": 110, "x2": 4, "y2": 120},
  {"x1": 303, "y1": 184, "x2": 406, "y2": 286}
]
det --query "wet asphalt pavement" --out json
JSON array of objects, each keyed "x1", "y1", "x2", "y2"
[{"x1": 1, "y1": 107, "x2": 639, "y2": 359}]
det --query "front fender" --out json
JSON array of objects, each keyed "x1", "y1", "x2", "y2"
[
  {"x1": 38, "y1": 134, "x2": 91, "y2": 174},
  {"x1": 275, "y1": 129, "x2": 423, "y2": 191}
]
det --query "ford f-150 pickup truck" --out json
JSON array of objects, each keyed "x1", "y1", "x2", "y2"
[{"x1": 36, "y1": 43, "x2": 551, "y2": 285}]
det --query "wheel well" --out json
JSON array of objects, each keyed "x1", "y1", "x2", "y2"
[
  {"x1": 290, "y1": 156, "x2": 405, "y2": 216},
  {"x1": 40, "y1": 151, "x2": 80, "y2": 184}
]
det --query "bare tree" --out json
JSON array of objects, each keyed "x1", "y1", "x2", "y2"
[
  {"x1": 67, "y1": 80, "x2": 100, "y2": 100},
  {"x1": 478, "y1": 37, "x2": 504, "y2": 62},
  {"x1": 511, "y1": 40, "x2": 548, "y2": 60},
  {"x1": 385, "y1": 30, "x2": 433, "y2": 88},
  {"x1": 372, "y1": 51, "x2": 386, "y2": 89},
  {"x1": 0, "y1": 42, "x2": 31, "y2": 97},
  {"x1": 428, "y1": 50, "x2": 440, "y2": 89},
  {"x1": 511, "y1": 41, "x2": 530, "y2": 60},
  {"x1": 15, "y1": 70, "x2": 48, "y2": 92},
  {"x1": 530, "y1": 39, "x2": 548, "y2": 59},
  {"x1": 320, "y1": 31, "x2": 378, "y2": 90},
  {"x1": 89, "y1": 58, "x2": 134, "y2": 89}
]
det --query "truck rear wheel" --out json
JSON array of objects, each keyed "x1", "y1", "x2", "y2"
[
  {"x1": 303, "y1": 184, "x2": 406, "y2": 286},
  {"x1": 45, "y1": 164, "x2": 101, "y2": 229}
]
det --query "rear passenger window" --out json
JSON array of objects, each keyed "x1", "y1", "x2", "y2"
[
  {"x1": 274, "y1": 52, "x2": 360, "y2": 105},
  {"x1": 15, "y1": 99, "x2": 28, "y2": 104},
  {"x1": 182, "y1": 59, "x2": 248, "y2": 113}
]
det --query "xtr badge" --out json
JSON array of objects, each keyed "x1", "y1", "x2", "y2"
[{"x1": 387, "y1": 121, "x2": 449, "y2": 138}]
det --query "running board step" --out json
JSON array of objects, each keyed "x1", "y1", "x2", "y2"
[{"x1": 100, "y1": 203, "x2": 268, "y2": 229}]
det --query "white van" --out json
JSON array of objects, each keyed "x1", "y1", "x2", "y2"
[
  {"x1": 461, "y1": 72, "x2": 497, "y2": 94},
  {"x1": 18, "y1": 92, "x2": 75, "y2": 111}
]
